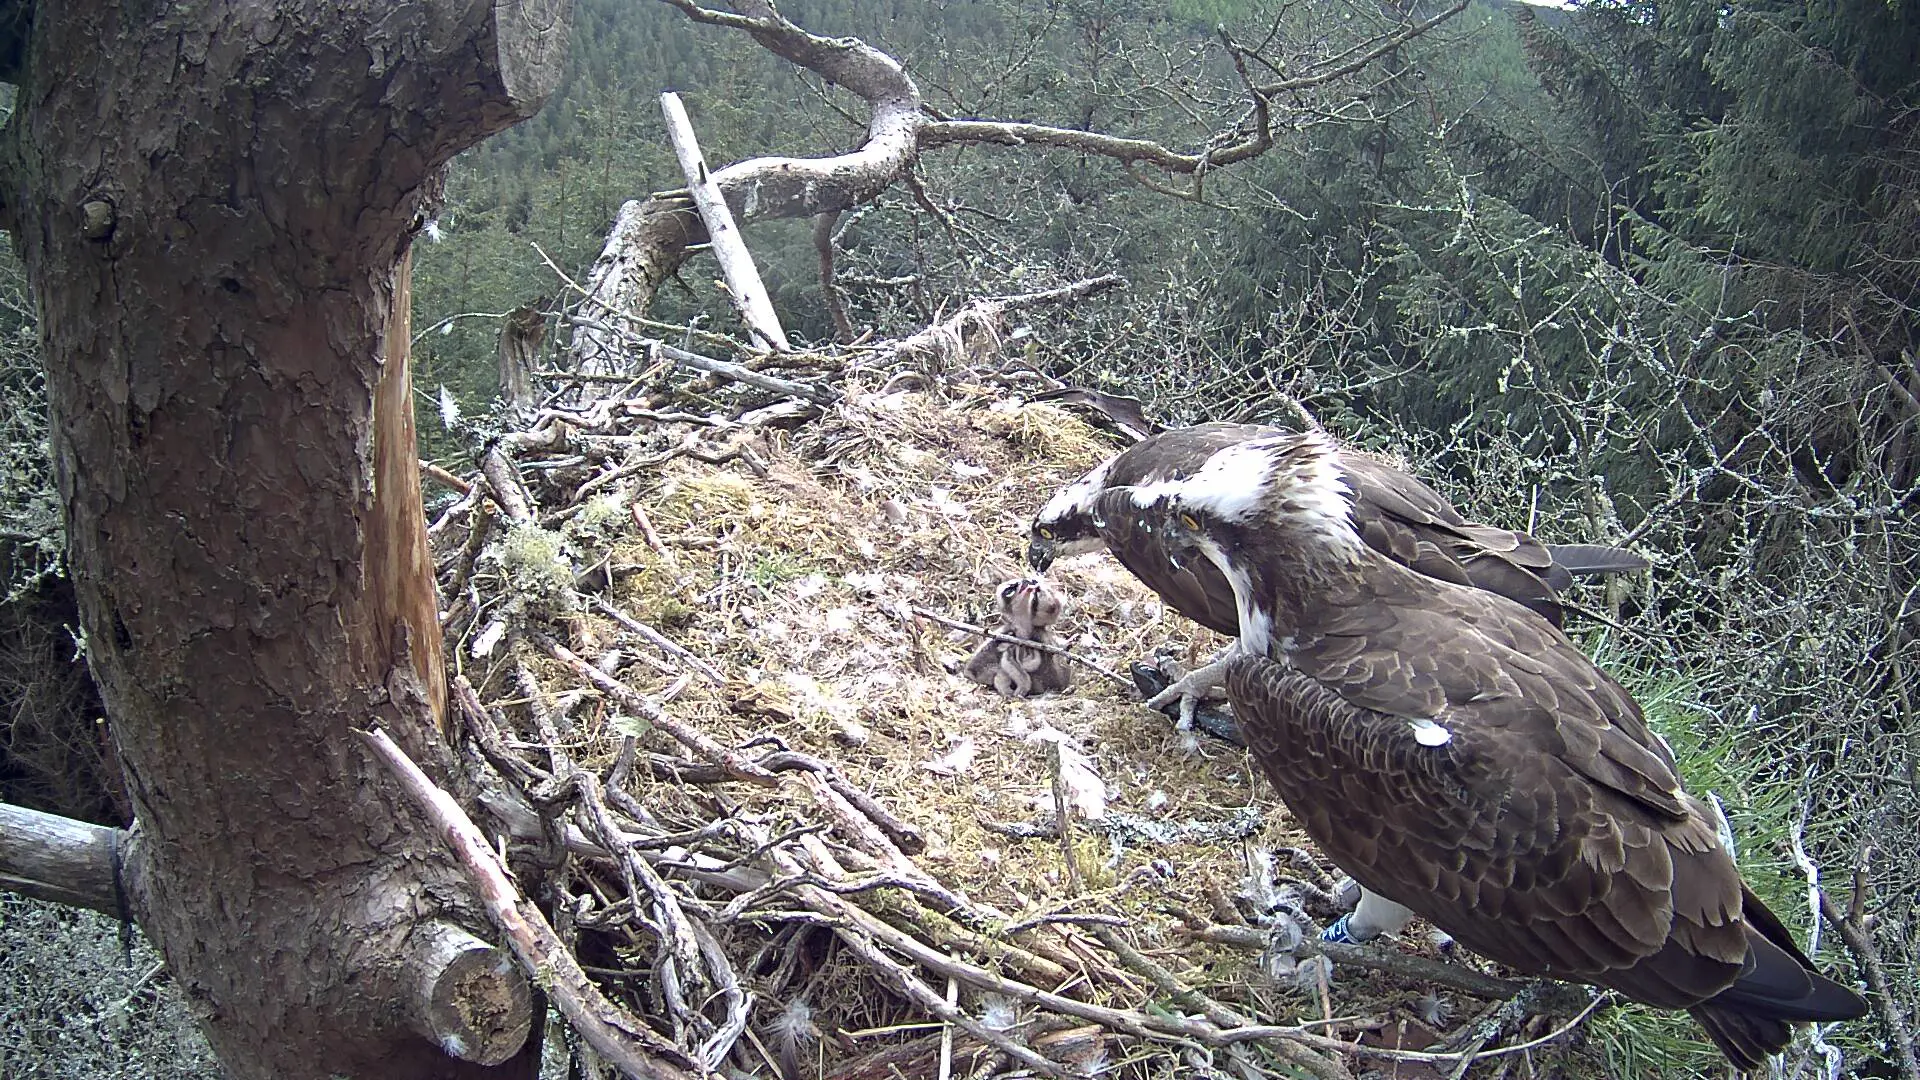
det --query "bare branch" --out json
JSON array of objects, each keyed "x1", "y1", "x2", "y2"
[{"x1": 359, "y1": 727, "x2": 709, "y2": 1080}]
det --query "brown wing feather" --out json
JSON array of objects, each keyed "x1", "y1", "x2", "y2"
[
  {"x1": 1297, "y1": 570, "x2": 1684, "y2": 818},
  {"x1": 1337, "y1": 455, "x2": 1570, "y2": 625},
  {"x1": 1225, "y1": 651, "x2": 1750, "y2": 1007}
]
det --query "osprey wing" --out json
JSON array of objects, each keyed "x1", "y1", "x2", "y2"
[
  {"x1": 1225, "y1": 651, "x2": 1751, "y2": 1008},
  {"x1": 1336, "y1": 454, "x2": 1569, "y2": 624},
  {"x1": 1291, "y1": 573, "x2": 1686, "y2": 821}
]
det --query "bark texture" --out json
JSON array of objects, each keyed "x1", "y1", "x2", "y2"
[{"x1": 0, "y1": 2, "x2": 568, "y2": 1076}]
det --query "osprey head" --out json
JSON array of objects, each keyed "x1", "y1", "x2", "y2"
[
  {"x1": 1028, "y1": 459, "x2": 1115, "y2": 570},
  {"x1": 1131, "y1": 487, "x2": 1277, "y2": 654},
  {"x1": 1129, "y1": 432, "x2": 1359, "y2": 552},
  {"x1": 1148, "y1": 495, "x2": 1213, "y2": 573}
]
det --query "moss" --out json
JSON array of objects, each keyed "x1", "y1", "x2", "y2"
[{"x1": 493, "y1": 522, "x2": 575, "y2": 605}]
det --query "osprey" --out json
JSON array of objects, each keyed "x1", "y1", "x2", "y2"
[
  {"x1": 1029, "y1": 422, "x2": 1644, "y2": 633},
  {"x1": 962, "y1": 577, "x2": 1073, "y2": 698},
  {"x1": 1126, "y1": 431, "x2": 1865, "y2": 1070},
  {"x1": 1030, "y1": 422, "x2": 1645, "y2": 720}
]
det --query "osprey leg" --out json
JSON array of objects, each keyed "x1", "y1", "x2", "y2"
[
  {"x1": 1144, "y1": 646, "x2": 1237, "y2": 730},
  {"x1": 1321, "y1": 889, "x2": 1416, "y2": 944}
]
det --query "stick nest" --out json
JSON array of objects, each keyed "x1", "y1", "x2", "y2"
[{"x1": 431, "y1": 359, "x2": 1586, "y2": 1080}]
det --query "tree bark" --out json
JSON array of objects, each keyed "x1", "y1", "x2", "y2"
[{"x1": 0, "y1": 2, "x2": 570, "y2": 1076}]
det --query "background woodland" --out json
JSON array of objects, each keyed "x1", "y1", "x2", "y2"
[{"x1": 2, "y1": 0, "x2": 1916, "y2": 1075}]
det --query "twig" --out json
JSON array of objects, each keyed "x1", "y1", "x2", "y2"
[
  {"x1": 1092, "y1": 924, "x2": 1348, "y2": 1080},
  {"x1": 1401, "y1": 994, "x2": 1609, "y2": 1067},
  {"x1": 422, "y1": 461, "x2": 474, "y2": 494},
  {"x1": 769, "y1": 843, "x2": 1081, "y2": 1080},
  {"x1": 480, "y1": 447, "x2": 536, "y2": 524},
  {"x1": 570, "y1": 430, "x2": 702, "y2": 505},
  {"x1": 904, "y1": 604, "x2": 1129, "y2": 685},
  {"x1": 590, "y1": 596, "x2": 725, "y2": 685},
  {"x1": 1051, "y1": 740, "x2": 1083, "y2": 894},
  {"x1": 357, "y1": 727, "x2": 711, "y2": 1080},
  {"x1": 562, "y1": 314, "x2": 839, "y2": 404},
  {"x1": 748, "y1": 748, "x2": 927, "y2": 855},
  {"x1": 543, "y1": 637, "x2": 781, "y2": 787},
  {"x1": 628, "y1": 504, "x2": 679, "y2": 566},
  {"x1": 653, "y1": 339, "x2": 838, "y2": 403},
  {"x1": 1182, "y1": 921, "x2": 1527, "y2": 1000},
  {"x1": 1820, "y1": 887, "x2": 1920, "y2": 1080}
]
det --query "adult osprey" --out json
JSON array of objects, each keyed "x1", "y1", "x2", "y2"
[
  {"x1": 1030, "y1": 422, "x2": 1644, "y2": 720},
  {"x1": 1124, "y1": 431, "x2": 1865, "y2": 1069},
  {"x1": 1029, "y1": 422, "x2": 1642, "y2": 633}
]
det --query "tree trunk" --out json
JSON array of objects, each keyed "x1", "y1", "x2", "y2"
[{"x1": 0, "y1": 2, "x2": 569, "y2": 1076}]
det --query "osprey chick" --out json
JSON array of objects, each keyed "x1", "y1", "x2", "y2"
[
  {"x1": 962, "y1": 577, "x2": 1073, "y2": 699},
  {"x1": 1132, "y1": 430, "x2": 1865, "y2": 1070}
]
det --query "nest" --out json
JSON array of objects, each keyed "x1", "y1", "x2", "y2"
[{"x1": 425, "y1": 354, "x2": 1582, "y2": 1080}]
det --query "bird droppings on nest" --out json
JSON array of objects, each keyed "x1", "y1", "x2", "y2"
[{"x1": 431, "y1": 379, "x2": 1602, "y2": 1079}]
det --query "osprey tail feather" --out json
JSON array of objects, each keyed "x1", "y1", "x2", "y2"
[
  {"x1": 1543, "y1": 543, "x2": 1649, "y2": 578},
  {"x1": 1688, "y1": 915, "x2": 1867, "y2": 1070}
]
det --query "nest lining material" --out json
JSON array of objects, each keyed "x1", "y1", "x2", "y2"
[{"x1": 436, "y1": 381, "x2": 1538, "y2": 1080}]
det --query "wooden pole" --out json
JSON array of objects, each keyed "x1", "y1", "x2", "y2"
[{"x1": 659, "y1": 92, "x2": 791, "y2": 352}]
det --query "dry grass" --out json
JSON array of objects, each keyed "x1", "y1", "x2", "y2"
[{"x1": 440, "y1": 383, "x2": 1451, "y2": 1076}]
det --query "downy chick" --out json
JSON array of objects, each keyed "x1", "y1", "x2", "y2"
[{"x1": 963, "y1": 577, "x2": 1074, "y2": 698}]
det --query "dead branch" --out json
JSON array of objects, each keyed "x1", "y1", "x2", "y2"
[
  {"x1": 1821, "y1": 887, "x2": 1920, "y2": 1080},
  {"x1": 0, "y1": 800, "x2": 125, "y2": 915},
  {"x1": 542, "y1": 637, "x2": 782, "y2": 787},
  {"x1": 568, "y1": 0, "x2": 1446, "y2": 380},
  {"x1": 359, "y1": 727, "x2": 709, "y2": 1080},
  {"x1": 660, "y1": 91, "x2": 790, "y2": 352},
  {"x1": 886, "y1": 274, "x2": 1127, "y2": 372},
  {"x1": 563, "y1": 313, "x2": 840, "y2": 404},
  {"x1": 590, "y1": 596, "x2": 727, "y2": 685},
  {"x1": 422, "y1": 461, "x2": 474, "y2": 494},
  {"x1": 480, "y1": 447, "x2": 537, "y2": 525}
]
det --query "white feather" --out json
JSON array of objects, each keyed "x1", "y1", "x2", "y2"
[
  {"x1": 980, "y1": 994, "x2": 1018, "y2": 1031},
  {"x1": 1194, "y1": 534, "x2": 1272, "y2": 653},
  {"x1": 1409, "y1": 717, "x2": 1453, "y2": 746},
  {"x1": 1129, "y1": 438, "x2": 1289, "y2": 522},
  {"x1": 1036, "y1": 457, "x2": 1114, "y2": 527}
]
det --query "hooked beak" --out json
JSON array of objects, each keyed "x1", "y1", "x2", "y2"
[
  {"x1": 1163, "y1": 515, "x2": 1201, "y2": 573},
  {"x1": 1027, "y1": 536, "x2": 1057, "y2": 572},
  {"x1": 1167, "y1": 541, "x2": 1193, "y2": 573}
]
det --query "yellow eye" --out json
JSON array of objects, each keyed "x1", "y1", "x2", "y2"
[
  {"x1": 1178, "y1": 512, "x2": 1200, "y2": 531},
  {"x1": 1037, "y1": 524, "x2": 1055, "y2": 540}
]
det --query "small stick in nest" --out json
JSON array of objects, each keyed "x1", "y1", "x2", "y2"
[
  {"x1": 590, "y1": 596, "x2": 725, "y2": 686},
  {"x1": 1050, "y1": 740, "x2": 1083, "y2": 894},
  {"x1": 543, "y1": 636, "x2": 780, "y2": 788}
]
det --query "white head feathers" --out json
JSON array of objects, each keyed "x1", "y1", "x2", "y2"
[
  {"x1": 1036, "y1": 457, "x2": 1113, "y2": 527},
  {"x1": 1131, "y1": 432, "x2": 1361, "y2": 552}
]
